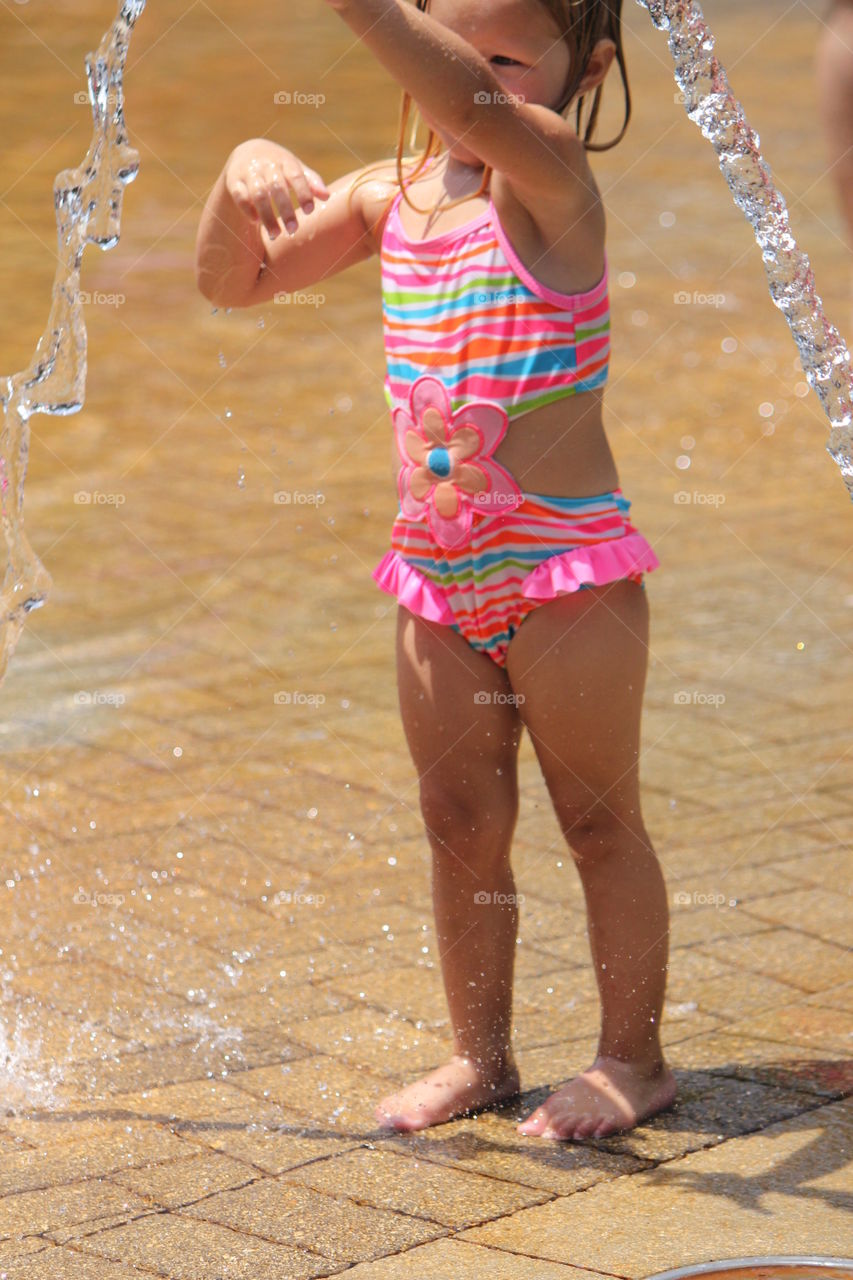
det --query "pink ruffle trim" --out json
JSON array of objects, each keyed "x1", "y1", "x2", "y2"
[
  {"x1": 372, "y1": 551, "x2": 455, "y2": 625},
  {"x1": 521, "y1": 532, "x2": 660, "y2": 599}
]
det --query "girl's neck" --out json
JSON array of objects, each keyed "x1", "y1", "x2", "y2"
[{"x1": 433, "y1": 151, "x2": 489, "y2": 203}]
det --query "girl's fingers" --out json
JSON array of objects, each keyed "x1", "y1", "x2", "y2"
[
  {"x1": 235, "y1": 154, "x2": 327, "y2": 238},
  {"x1": 249, "y1": 169, "x2": 293, "y2": 237},
  {"x1": 305, "y1": 167, "x2": 332, "y2": 199},
  {"x1": 281, "y1": 164, "x2": 317, "y2": 220}
]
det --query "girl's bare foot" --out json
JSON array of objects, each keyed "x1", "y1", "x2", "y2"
[
  {"x1": 375, "y1": 1053, "x2": 521, "y2": 1131},
  {"x1": 517, "y1": 1055, "x2": 677, "y2": 1141}
]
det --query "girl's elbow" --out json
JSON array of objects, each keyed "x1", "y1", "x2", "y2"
[{"x1": 195, "y1": 248, "x2": 256, "y2": 309}]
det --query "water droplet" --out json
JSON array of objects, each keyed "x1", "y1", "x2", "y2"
[
  {"x1": 660, "y1": 210, "x2": 676, "y2": 227},
  {"x1": 237, "y1": 469, "x2": 246, "y2": 488}
]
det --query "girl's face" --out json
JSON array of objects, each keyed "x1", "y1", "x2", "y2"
[{"x1": 423, "y1": 0, "x2": 572, "y2": 167}]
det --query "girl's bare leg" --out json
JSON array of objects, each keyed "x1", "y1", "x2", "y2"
[
  {"x1": 506, "y1": 579, "x2": 677, "y2": 1141},
  {"x1": 375, "y1": 606, "x2": 525, "y2": 1131}
]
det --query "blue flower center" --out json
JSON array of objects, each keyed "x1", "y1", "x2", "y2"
[{"x1": 427, "y1": 447, "x2": 452, "y2": 478}]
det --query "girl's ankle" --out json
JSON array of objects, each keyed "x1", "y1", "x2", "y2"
[{"x1": 452, "y1": 1048, "x2": 518, "y2": 1077}]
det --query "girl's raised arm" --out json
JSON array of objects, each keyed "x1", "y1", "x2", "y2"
[
  {"x1": 321, "y1": 0, "x2": 608, "y2": 212},
  {"x1": 196, "y1": 139, "x2": 390, "y2": 309}
]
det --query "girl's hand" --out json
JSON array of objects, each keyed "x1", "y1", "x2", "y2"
[{"x1": 225, "y1": 139, "x2": 331, "y2": 239}]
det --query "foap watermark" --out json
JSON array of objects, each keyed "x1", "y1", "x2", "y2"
[
  {"x1": 673, "y1": 690, "x2": 726, "y2": 707},
  {"x1": 73, "y1": 887, "x2": 126, "y2": 908},
  {"x1": 78, "y1": 289, "x2": 125, "y2": 307},
  {"x1": 273, "y1": 90, "x2": 326, "y2": 107},
  {"x1": 474, "y1": 90, "x2": 525, "y2": 105},
  {"x1": 74, "y1": 690, "x2": 126, "y2": 707},
  {"x1": 474, "y1": 691, "x2": 525, "y2": 706},
  {"x1": 674, "y1": 491, "x2": 726, "y2": 507},
  {"x1": 74, "y1": 490, "x2": 126, "y2": 506},
  {"x1": 274, "y1": 690, "x2": 326, "y2": 707},
  {"x1": 274, "y1": 490, "x2": 326, "y2": 506},
  {"x1": 272, "y1": 889, "x2": 326, "y2": 907},
  {"x1": 74, "y1": 90, "x2": 119, "y2": 108},
  {"x1": 470, "y1": 491, "x2": 524, "y2": 508},
  {"x1": 474, "y1": 289, "x2": 525, "y2": 305},
  {"x1": 273, "y1": 291, "x2": 325, "y2": 307},
  {"x1": 474, "y1": 890, "x2": 525, "y2": 904},
  {"x1": 672, "y1": 889, "x2": 736, "y2": 909},
  {"x1": 674, "y1": 290, "x2": 726, "y2": 308}
]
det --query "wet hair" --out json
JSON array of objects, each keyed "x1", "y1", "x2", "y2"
[{"x1": 351, "y1": 0, "x2": 630, "y2": 222}]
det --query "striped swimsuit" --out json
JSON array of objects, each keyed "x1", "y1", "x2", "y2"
[{"x1": 372, "y1": 180, "x2": 660, "y2": 666}]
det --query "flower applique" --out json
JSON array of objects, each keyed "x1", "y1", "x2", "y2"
[{"x1": 393, "y1": 375, "x2": 523, "y2": 549}]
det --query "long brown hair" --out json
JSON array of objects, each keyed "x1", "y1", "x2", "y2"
[{"x1": 351, "y1": 0, "x2": 630, "y2": 222}]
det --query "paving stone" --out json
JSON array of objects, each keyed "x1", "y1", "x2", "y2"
[
  {"x1": 382, "y1": 1104, "x2": 649, "y2": 1193},
  {"x1": 181, "y1": 1175, "x2": 445, "y2": 1264},
  {"x1": 725, "y1": 1001, "x2": 853, "y2": 1055},
  {"x1": 317, "y1": 962, "x2": 453, "y2": 1029},
  {"x1": 0, "y1": 1236, "x2": 54, "y2": 1271},
  {"x1": 587, "y1": 1069, "x2": 822, "y2": 1162},
  {"x1": 107, "y1": 1151, "x2": 258, "y2": 1209},
  {"x1": 736, "y1": 885, "x2": 852, "y2": 948},
  {"x1": 0, "y1": 1178, "x2": 149, "y2": 1239},
  {"x1": 284, "y1": 1004, "x2": 453, "y2": 1076},
  {"x1": 71, "y1": 1212, "x2": 328, "y2": 1280},
  {"x1": 212, "y1": 980, "x2": 358, "y2": 1033},
  {"x1": 798, "y1": 981, "x2": 853, "y2": 1015},
  {"x1": 458, "y1": 1096, "x2": 853, "y2": 1270},
  {"x1": 65, "y1": 1026, "x2": 309, "y2": 1097},
  {"x1": 665, "y1": 1028, "x2": 853, "y2": 1098},
  {"x1": 228, "y1": 1054, "x2": 403, "y2": 1135},
  {"x1": 8, "y1": 960, "x2": 194, "y2": 1045},
  {"x1": 670, "y1": 966, "x2": 811, "y2": 1021},
  {"x1": 282, "y1": 1147, "x2": 552, "y2": 1229},
  {"x1": 694, "y1": 927, "x2": 853, "y2": 993},
  {"x1": 772, "y1": 845, "x2": 853, "y2": 895},
  {"x1": 0, "y1": 1127, "x2": 196, "y2": 1196},
  {"x1": 339, "y1": 1237, "x2": 611, "y2": 1279}
]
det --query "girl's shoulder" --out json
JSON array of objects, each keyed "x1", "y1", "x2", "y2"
[
  {"x1": 353, "y1": 156, "x2": 433, "y2": 251},
  {"x1": 490, "y1": 160, "x2": 607, "y2": 298}
]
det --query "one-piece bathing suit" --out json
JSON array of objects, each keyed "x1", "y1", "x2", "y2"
[{"x1": 372, "y1": 177, "x2": 660, "y2": 667}]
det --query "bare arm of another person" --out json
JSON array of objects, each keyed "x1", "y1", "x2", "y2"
[
  {"x1": 195, "y1": 139, "x2": 393, "y2": 308},
  {"x1": 816, "y1": 0, "x2": 853, "y2": 249}
]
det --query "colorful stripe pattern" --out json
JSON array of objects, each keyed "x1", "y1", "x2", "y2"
[
  {"x1": 373, "y1": 489, "x2": 661, "y2": 667},
  {"x1": 380, "y1": 190, "x2": 611, "y2": 421}
]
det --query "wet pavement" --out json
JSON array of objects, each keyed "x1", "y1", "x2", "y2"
[{"x1": 1, "y1": 0, "x2": 851, "y2": 1275}]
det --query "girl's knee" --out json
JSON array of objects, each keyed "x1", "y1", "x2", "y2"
[
  {"x1": 559, "y1": 805, "x2": 650, "y2": 865},
  {"x1": 419, "y1": 780, "x2": 519, "y2": 858}
]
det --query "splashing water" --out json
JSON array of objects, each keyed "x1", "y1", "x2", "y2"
[
  {"x1": 635, "y1": 0, "x2": 853, "y2": 498},
  {"x1": 0, "y1": 0, "x2": 147, "y2": 688}
]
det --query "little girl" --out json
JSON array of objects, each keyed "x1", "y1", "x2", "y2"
[{"x1": 196, "y1": 0, "x2": 678, "y2": 1141}]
